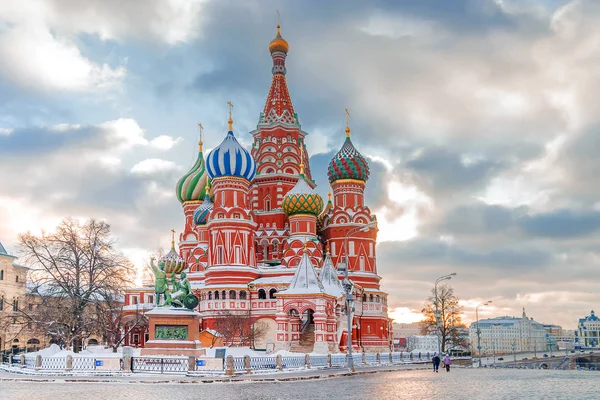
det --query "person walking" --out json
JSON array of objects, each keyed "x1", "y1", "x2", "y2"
[
  {"x1": 432, "y1": 353, "x2": 441, "y2": 372},
  {"x1": 444, "y1": 354, "x2": 451, "y2": 372}
]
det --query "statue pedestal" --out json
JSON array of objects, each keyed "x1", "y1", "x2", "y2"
[{"x1": 141, "y1": 308, "x2": 205, "y2": 357}]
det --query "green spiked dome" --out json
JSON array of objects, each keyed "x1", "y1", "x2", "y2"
[
  {"x1": 176, "y1": 138, "x2": 210, "y2": 203},
  {"x1": 283, "y1": 176, "x2": 324, "y2": 216}
]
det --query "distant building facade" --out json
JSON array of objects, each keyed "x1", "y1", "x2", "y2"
[
  {"x1": 469, "y1": 308, "x2": 547, "y2": 355},
  {"x1": 406, "y1": 335, "x2": 438, "y2": 353},
  {"x1": 0, "y1": 241, "x2": 45, "y2": 353},
  {"x1": 577, "y1": 310, "x2": 600, "y2": 348},
  {"x1": 392, "y1": 322, "x2": 423, "y2": 350}
]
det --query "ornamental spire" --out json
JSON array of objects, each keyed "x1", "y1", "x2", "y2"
[
  {"x1": 198, "y1": 122, "x2": 203, "y2": 152},
  {"x1": 170, "y1": 229, "x2": 176, "y2": 250},
  {"x1": 345, "y1": 108, "x2": 351, "y2": 138},
  {"x1": 227, "y1": 101, "x2": 234, "y2": 131},
  {"x1": 261, "y1": 19, "x2": 296, "y2": 126},
  {"x1": 299, "y1": 144, "x2": 305, "y2": 176}
]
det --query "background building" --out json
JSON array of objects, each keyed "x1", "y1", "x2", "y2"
[
  {"x1": 0, "y1": 241, "x2": 44, "y2": 353},
  {"x1": 469, "y1": 308, "x2": 547, "y2": 355},
  {"x1": 577, "y1": 310, "x2": 600, "y2": 348},
  {"x1": 391, "y1": 322, "x2": 423, "y2": 350}
]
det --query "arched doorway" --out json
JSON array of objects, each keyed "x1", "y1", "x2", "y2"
[{"x1": 302, "y1": 309, "x2": 314, "y2": 326}]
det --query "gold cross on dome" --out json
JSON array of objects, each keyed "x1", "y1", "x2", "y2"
[
  {"x1": 198, "y1": 122, "x2": 203, "y2": 151},
  {"x1": 171, "y1": 229, "x2": 176, "y2": 248},
  {"x1": 227, "y1": 101, "x2": 234, "y2": 130},
  {"x1": 345, "y1": 108, "x2": 351, "y2": 137},
  {"x1": 227, "y1": 101, "x2": 233, "y2": 120}
]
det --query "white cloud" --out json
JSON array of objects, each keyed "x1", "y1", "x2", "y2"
[
  {"x1": 0, "y1": 128, "x2": 14, "y2": 135},
  {"x1": 0, "y1": 24, "x2": 125, "y2": 92},
  {"x1": 150, "y1": 135, "x2": 183, "y2": 151},
  {"x1": 131, "y1": 158, "x2": 180, "y2": 175},
  {"x1": 99, "y1": 118, "x2": 149, "y2": 151}
]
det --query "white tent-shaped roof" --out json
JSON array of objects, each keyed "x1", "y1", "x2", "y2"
[
  {"x1": 280, "y1": 247, "x2": 324, "y2": 295},
  {"x1": 320, "y1": 252, "x2": 344, "y2": 298}
]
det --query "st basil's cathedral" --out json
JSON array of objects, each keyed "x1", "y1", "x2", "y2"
[{"x1": 124, "y1": 25, "x2": 392, "y2": 353}]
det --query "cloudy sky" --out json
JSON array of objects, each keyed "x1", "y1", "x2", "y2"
[{"x1": 1, "y1": 0, "x2": 598, "y2": 330}]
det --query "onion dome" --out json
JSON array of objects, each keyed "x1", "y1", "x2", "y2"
[
  {"x1": 283, "y1": 155, "x2": 323, "y2": 216},
  {"x1": 327, "y1": 125, "x2": 370, "y2": 183},
  {"x1": 176, "y1": 126, "x2": 210, "y2": 203},
  {"x1": 193, "y1": 191, "x2": 213, "y2": 226},
  {"x1": 269, "y1": 24, "x2": 289, "y2": 54},
  {"x1": 206, "y1": 113, "x2": 256, "y2": 181},
  {"x1": 160, "y1": 231, "x2": 186, "y2": 274}
]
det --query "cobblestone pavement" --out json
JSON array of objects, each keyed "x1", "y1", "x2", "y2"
[{"x1": 1, "y1": 368, "x2": 598, "y2": 400}]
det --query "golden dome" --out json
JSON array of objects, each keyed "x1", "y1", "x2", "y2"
[{"x1": 269, "y1": 24, "x2": 289, "y2": 54}]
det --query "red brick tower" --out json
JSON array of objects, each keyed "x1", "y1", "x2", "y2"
[{"x1": 250, "y1": 24, "x2": 314, "y2": 266}]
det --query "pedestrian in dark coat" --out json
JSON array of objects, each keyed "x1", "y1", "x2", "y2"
[{"x1": 432, "y1": 353, "x2": 441, "y2": 372}]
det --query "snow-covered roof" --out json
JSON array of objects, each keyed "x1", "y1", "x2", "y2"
[
  {"x1": 123, "y1": 303, "x2": 155, "y2": 311},
  {"x1": 319, "y1": 253, "x2": 344, "y2": 297},
  {"x1": 279, "y1": 248, "x2": 324, "y2": 295},
  {"x1": 250, "y1": 275, "x2": 293, "y2": 285},
  {"x1": 199, "y1": 283, "x2": 249, "y2": 289}
]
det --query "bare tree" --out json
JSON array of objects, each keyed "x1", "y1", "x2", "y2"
[
  {"x1": 421, "y1": 283, "x2": 467, "y2": 353},
  {"x1": 92, "y1": 293, "x2": 148, "y2": 352},
  {"x1": 18, "y1": 218, "x2": 133, "y2": 352},
  {"x1": 214, "y1": 310, "x2": 268, "y2": 347}
]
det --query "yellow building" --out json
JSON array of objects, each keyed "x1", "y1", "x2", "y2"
[{"x1": 0, "y1": 241, "x2": 46, "y2": 353}]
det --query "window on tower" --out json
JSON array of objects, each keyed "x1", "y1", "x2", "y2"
[
  {"x1": 269, "y1": 288, "x2": 277, "y2": 299},
  {"x1": 239, "y1": 291, "x2": 247, "y2": 300},
  {"x1": 258, "y1": 289, "x2": 267, "y2": 300},
  {"x1": 265, "y1": 199, "x2": 271, "y2": 211},
  {"x1": 214, "y1": 291, "x2": 219, "y2": 300},
  {"x1": 229, "y1": 290, "x2": 236, "y2": 300}
]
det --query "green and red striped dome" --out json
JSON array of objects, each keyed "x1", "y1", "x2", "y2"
[{"x1": 327, "y1": 137, "x2": 370, "y2": 183}]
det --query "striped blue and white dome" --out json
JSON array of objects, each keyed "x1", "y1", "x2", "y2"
[
  {"x1": 193, "y1": 193, "x2": 213, "y2": 226},
  {"x1": 206, "y1": 131, "x2": 256, "y2": 181}
]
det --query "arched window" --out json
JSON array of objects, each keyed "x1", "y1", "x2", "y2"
[
  {"x1": 269, "y1": 288, "x2": 277, "y2": 299},
  {"x1": 222, "y1": 290, "x2": 226, "y2": 300},
  {"x1": 208, "y1": 292, "x2": 212, "y2": 300},
  {"x1": 258, "y1": 289, "x2": 267, "y2": 300},
  {"x1": 267, "y1": 168, "x2": 275, "y2": 173},
  {"x1": 362, "y1": 294, "x2": 367, "y2": 302},
  {"x1": 27, "y1": 338, "x2": 40, "y2": 345},
  {"x1": 229, "y1": 290, "x2": 236, "y2": 300},
  {"x1": 239, "y1": 291, "x2": 247, "y2": 300},
  {"x1": 215, "y1": 291, "x2": 219, "y2": 300},
  {"x1": 272, "y1": 242, "x2": 278, "y2": 255},
  {"x1": 87, "y1": 339, "x2": 98, "y2": 346},
  {"x1": 262, "y1": 241, "x2": 269, "y2": 260},
  {"x1": 369, "y1": 294, "x2": 374, "y2": 303},
  {"x1": 13, "y1": 298, "x2": 18, "y2": 312},
  {"x1": 0, "y1": 270, "x2": 3, "y2": 280},
  {"x1": 0, "y1": 296, "x2": 3, "y2": 311},
  {"x1": 375, "y1": 295, "x2": 380, "y2": 303}
]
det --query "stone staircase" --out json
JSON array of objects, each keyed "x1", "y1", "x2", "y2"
[{"x1": 290, "y1": 323, "x2": 315, "y2": 353}]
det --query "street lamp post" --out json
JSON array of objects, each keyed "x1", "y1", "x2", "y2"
[
  {"x1": 434, "y1": 273, "x2": 456, "y2": 356},
  {"x1": 343, "y1": 221, "x2": 377, "y2": 372},
  {"x1": 476, "y1": 300, "x2": 492, "y2": 368}
]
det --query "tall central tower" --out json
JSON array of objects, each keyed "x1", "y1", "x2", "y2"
[{"x1": 250, "y1": 25, "x2": 314, "y2": 266}]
